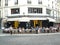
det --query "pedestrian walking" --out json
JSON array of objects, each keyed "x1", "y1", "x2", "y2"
[
  {"x1": 2, "y1": 27, "x2": 5, "y2": 33},
  {"x1": 18, "y1": 27, "x2": 22, "y2": 33},
  {"x1": 10, "y1": 26, "x2": 13, "y2": 35},
  {"x1": 41, "y1": 27, "x2": 45, "y2": 33},
  {"x1": 35, "y1": 26, "x2": 39, "y2": 34},
  {"x1": 30, "y1": 27, "x2": 33, "y2": 33},
  {"x1": 38, "y1": 27, "x2": 42, "y2": 33}
]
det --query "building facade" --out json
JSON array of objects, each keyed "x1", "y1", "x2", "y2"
[
  {"x1": 54, "y1": 0, "x2": 60, "y2": 27},
  {"x1": 0, "y1": 0, "x2": 2, "y2": 29},
  {"x1": 0, "y1": 0, "x2": 59, "y2": 29}
]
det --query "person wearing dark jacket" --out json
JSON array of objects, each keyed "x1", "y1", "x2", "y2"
[{"x1": 35, "y1": 26, "x2": 39, "y2": 34}]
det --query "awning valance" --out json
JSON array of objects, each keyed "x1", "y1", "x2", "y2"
[
  {"x1": 7, "y1": 17, "x2": 30, "y2": 22},
  {"x1": 7, "y1": 17, "x2": 56, "y2": 22},
  {"x1": 7, "y1": 17, "x2": 47, "y2": 22},
  {"x1": 30, "y1": 17, "x2": 47, "y2": 20},
  {"x1": 47, "y1": 17, "x2": 56, "y2": 22}
]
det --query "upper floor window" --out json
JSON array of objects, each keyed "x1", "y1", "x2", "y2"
[
  {"x1": 28, "y1": 7, "x2": 42, "y2": 13},
  {"x1": 52, "y1": 1, "x2": 53, "y2": 8},
  {"x1": 55, "y1": 0, "x2": 56, "y2": 1},
  {"x1": 48, "y1": 0, "x2": 50, "y2": 1},
  {"x1": 52, "y1": 5, "x2": 53, "y2": 8},
  {"x1": 15, "y1": 0, "x2": 18, "y2": 5},
  {"x1": 11, "y1": 8, "x2": 20, "y2": 14},
  {"x1": 5, "y1": 0, "x2": 8, "y2": 6},
  {"x1": 0, "y1": 0, "x2": 1, "y2": 6},
  {"x1": 48, "y1": 4, "x2": 50, "y2": 7},
  {"x1": 52, "y1": 1, "x2": 53, "y2": 4},
  {"x1": 27, "y1": 0, "x2": 31, "y2": 4},
  {"x1": 46, "y1": 9, "x2": 51, "y2": 15},
  {"x1": 38, "y1": 0, "x2": 42, "y2": 4}
]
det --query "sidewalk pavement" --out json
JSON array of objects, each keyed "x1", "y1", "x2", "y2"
[
  {"x1": 0, "y1": 32, "x2": 60, "y2": 36},
  {"x1": 0, "y1": 29, "x2": 2, "y2": 33},
  {"x1": 0, "y1": 29, "x2": 60, "y2": 36}
]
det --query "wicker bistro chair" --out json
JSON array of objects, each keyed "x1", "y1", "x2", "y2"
[
  {"x1": 21, "y1": 28, "x2": 25, "y2": 33},
  {"x1": 38, "y1": 27, "x2": 42, "y2": 33},
  {"x1": 40, "y1": 27, "x2": 45, "y2": 33},
  {"x1": 45, "y1": 28, "x2": 49, "y2": 33},
  {"x1": 51, "y1": 27, "x2": 57, "y2": 33}
]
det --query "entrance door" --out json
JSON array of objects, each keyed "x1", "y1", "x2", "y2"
[
  {"x1": 14, "y1": 21, "x2": 19, "y2": 29},
  {"x1": 30, "y1": 20, "x2": 42, "y2": 27},
  {"x1": 42, "y1": 20, "x2": 49, "y2": 27}
]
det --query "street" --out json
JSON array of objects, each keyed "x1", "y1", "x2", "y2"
[{"x1": 0, "y1": 33, "x2": 60, "y2": 45}]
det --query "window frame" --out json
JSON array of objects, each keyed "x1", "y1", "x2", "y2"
[
  {"x1": 0, "y1": 0, "x2": 1, "y2": 6},
  {"x1": 27, "y1": 0, "x2": 31, "y2": 4},
  {"x1": 5, "y1": 0, "x2": 8, "y2": 6},
  {"x1": 28, "y1": 7, "x2": 42, "y2": 13},
  {"x1": 46, "y1": 9, "x2": 51, "y2": 15},
  {"x1": 11, "y1": 8, "x2": 20, "y2": 14},
  {"x1": 15, "y1": 0, "x2": 18, "y2": 5},
  {"x1": 38, "y1": 0, "x2": 42, "y2": 4}
]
